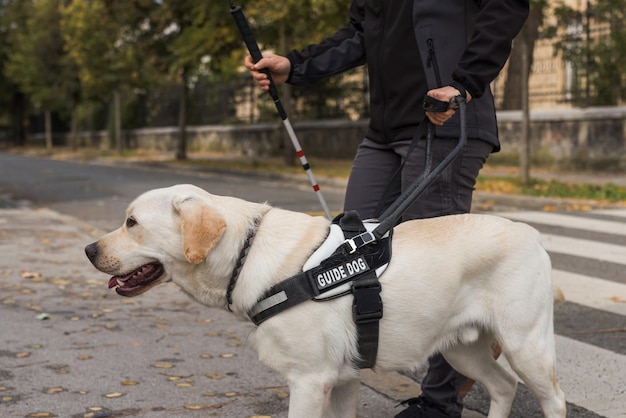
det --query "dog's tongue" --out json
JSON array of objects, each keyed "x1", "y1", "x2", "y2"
[{"x1": 108, "y1": 263, "x2": 163, "y2": 290}]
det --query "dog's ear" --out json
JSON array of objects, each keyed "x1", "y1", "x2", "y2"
[{"x1": 173, "y1": 196, "x2": 226, "y2": 264}]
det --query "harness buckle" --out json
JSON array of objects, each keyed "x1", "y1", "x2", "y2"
[{"x1": 344, "y1": 231, "x2": 376, "y2": 254}]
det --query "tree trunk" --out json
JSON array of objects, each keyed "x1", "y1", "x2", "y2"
[
  {"x1": 12, "y1": 92, "x2": 26, "y2": 147},
  {"x1": 520, "y1": 37, "x2": 531, "y2": 186},
  {"x1": 44, "y1": 110, "x2": 53, "y2": 151},
  {"x1": 114, "y1": 89, "x2": 122, "y2": 154},
  {"x1": 501, "y1": 5, "x2": 543, "y2": 110},
  {"x1": 176, "y1": 70, "x2": 188, "y2": 161},
  {"x1": 69, "y1": 107, "x2": 78, "y2": 151}
]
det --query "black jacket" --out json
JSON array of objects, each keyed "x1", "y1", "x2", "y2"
[{"x1": 286, "y1": 0, "x2": 529, "y2": 151}]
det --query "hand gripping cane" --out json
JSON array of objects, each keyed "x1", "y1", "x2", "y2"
[{"x1": 228, "y1": 1, "x2": 333, "y2": 220}]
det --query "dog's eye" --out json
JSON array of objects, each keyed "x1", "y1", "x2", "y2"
[{"x1": 126, "y1": 217, "x2": 137, "y2": 228}]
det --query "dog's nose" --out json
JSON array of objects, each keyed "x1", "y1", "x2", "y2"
[{"x1": 85, "y1": 242, "x2": 98, "y2": 262}]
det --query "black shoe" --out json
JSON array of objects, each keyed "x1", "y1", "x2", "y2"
[{"x1": 394, "y1": 396, "x2": 461, "y2": 418}]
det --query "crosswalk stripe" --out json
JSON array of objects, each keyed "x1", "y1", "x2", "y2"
[
  {"x1": 541, "y1": 233, "x2": 626, "y2": 265},
  {"x1": 590, "y1": 208, "x2": 626, "y2": 219},
  {"x1": 555, "y1": 335, "x2": 626, "y2": 418},
  {"x1": 499, "y1": 211, "x2": 626, "y2": 235},
  {"x1": 553, "y1": 269, "x2": 626, "y2": 316}
]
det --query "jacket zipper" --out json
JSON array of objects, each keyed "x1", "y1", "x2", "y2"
[{"x1": 426, "y1": 38, "x2": 443, "y2": 88}]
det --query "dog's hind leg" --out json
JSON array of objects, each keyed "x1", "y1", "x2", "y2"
[
  {"x1": 502, "y1": 328, "x2": 566, "y2": 418},
  {"x1": 443, "y1": 332, "x2": 517, "y2": 418},
  {"x1": 327, "y1": 377, "x2": 360, "y2": 418}
]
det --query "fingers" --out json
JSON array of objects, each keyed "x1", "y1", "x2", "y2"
[
  {"x1": 244, "y1": 53, "x2": 290, "y2": 91},
  {"x1": 424, "y1": 85, "x2": 467, "y2": 125},
  {"x1": 426, "y1": 108, "x2": 456, "y2": 126},
  {"x1": 245, "y1": 55, "x2": 271, "y2": 91}
]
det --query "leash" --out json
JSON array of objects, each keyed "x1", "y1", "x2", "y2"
[{"x1": 228, "y1": 1, "x2": 333, "y2": 220}]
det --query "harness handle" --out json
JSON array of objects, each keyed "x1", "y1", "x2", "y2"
[{"x1": 372, "y1": 96, "x2": 467, "y2": 240}]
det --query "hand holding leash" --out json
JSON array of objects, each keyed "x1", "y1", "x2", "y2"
[{"x1": 424, "y1": 85, "x2": 471, "y2": 126}]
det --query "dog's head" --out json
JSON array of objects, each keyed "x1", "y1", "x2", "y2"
[{"x1": 85, "y1": 184, "x2": 226, "y2": 297}]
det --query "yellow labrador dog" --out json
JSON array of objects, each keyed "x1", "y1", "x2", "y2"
[{"x1": 85, "y1": 184, "x2": 566, "y2": 418}]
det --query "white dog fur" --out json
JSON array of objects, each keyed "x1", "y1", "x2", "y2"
[{"x1": 85, "y1": 184, "x2": 566, "y2": 418}]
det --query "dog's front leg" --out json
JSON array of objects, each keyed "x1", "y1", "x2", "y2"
[
  {"x1": 287, "y1": 376, "x2": 336, "y2": 418},
  {"x1": 327, "y1": 377, "x2": 360, "y2": 418}
]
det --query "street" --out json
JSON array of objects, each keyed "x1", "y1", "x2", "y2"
[{"x1": 0, "y1": 152, "x2": 624, "y2": 417}]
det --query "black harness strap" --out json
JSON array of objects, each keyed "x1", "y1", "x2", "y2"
[
  {"x1": 335, "y1": 212, "x2": 384, "y2": 369},
  {"x1": 248, "y1": 212, "x2": 390, "y2": 369}
]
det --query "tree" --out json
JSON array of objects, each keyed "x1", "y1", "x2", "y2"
[
  {"x1": 61, "y1": 0, "x2": 160, "y2": 153},
  {"x1": 149, "y1": 0, "x2": 243, "y2": 160},
  {"x1": 246, "y1": 0, "x2": 356, "y2": 121},
  {"x1": 0, "y1": 0, "x2": 30, "y2": 146},
  {"x1": 5, "y1": 0, "x2": 79, "y2": 150},
  {"x1": 551, "y1": 0, "x2": 626, "y2": 106}
]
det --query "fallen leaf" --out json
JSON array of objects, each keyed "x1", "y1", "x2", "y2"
[
  {"x1": 200, "y1": 354, "x2": 213, "y2": 359},
  {"x1": 45, "y1": 387, "x2": 65, "y2": 394},
  {"x1": 206, "y1": 373, "x2": 224, "y2": 380},
  {"x1": 225, "y1": 392, "x2": 238, "y2": 397},
  {"x1": 221, "y1": 353, "x2": 235, "y2": 359},
  {"x1": 21, "y1": 271, "x2": 42, "y2": 279},
  {"x1": 16, "y1": 352, "x2": 31, "y2": 358},
  {"x1": 121, "y1": 381, "x2": 138, "y2": 386},
  {"x1": 184, "y1": 405, "x2": 206, "y2": 410},
  {"x1": 176, "y1": 383, "x2": 193, "y2": 388},
  {"x1": 277, "y1": 392, "x2": 289, "y2": 399},
  {"x1": 77, "y1": 355, "x2": 92, "y2": 361},
  {"x1": 152, "y1": 362, "x2": 174, "y2": 369},
  {"x1": 104, "y1": 392, "x2": 123, "y2": 398}
]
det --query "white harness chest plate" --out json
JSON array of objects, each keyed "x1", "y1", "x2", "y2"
[{"x1": 304, "y1": 222, "x2": 390, "y2": 300}]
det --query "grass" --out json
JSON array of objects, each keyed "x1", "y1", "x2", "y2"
[{"x1": 475, "y1": 176, "x2": 626, "y2": 203}]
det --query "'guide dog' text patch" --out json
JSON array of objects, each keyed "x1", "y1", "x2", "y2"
[{"x1": 315, "y1": 256, "x2": 370, "y2": 291}]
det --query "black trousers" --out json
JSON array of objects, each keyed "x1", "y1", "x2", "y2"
[{"x1": 343, "y1": 135, "x2": 493, "y2": 412}]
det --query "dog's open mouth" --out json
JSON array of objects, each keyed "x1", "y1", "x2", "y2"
[{"x1": 108, "y1": 262, "x2": 165, "y2": 297}]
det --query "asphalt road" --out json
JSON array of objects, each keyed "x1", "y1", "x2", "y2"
[
  {"x1": 0, "y1": 153, "x2": 347, "y2": 232},
  {"x1": 1, "y1": 152, "x2": 624, "y2": 418}
]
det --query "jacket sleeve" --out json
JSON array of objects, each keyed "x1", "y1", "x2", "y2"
[
  {"x1": 286, "y1": 0, "x2": 367, "y2": 86},
  {"x1": 452, "y1": 0, "x2": 529, "y2": 99}
]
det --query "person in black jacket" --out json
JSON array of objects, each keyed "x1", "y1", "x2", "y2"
[{"x1": 245, "y1": 0, "x2": 529, "y2": 416}]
